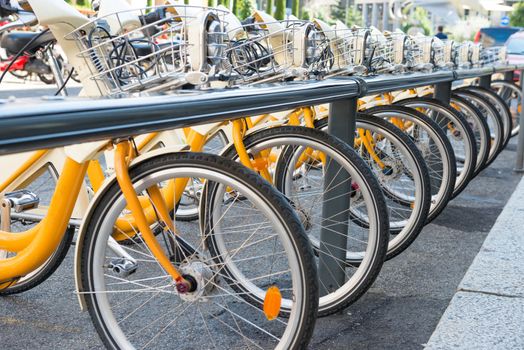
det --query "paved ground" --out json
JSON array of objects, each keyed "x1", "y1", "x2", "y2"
[{"x1": 0, "y1": 80, "x2": 522, "y2": 349}]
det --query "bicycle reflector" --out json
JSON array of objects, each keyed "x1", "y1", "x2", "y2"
[{"x1": 263, "y1": 285, "x2": 282, "y2": 321}]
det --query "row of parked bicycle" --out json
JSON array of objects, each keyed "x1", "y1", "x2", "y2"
[{"x1": 0, "y1": 0, "x2": 522, "y2": 349}]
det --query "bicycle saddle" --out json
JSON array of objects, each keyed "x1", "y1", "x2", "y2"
[{"x1": 1, "y1": 30, "x2": 55, "y2": 55}]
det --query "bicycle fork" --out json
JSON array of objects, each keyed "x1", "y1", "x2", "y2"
[{"x1": 113, "y1": 141, "x2": 193, "y2": 293}]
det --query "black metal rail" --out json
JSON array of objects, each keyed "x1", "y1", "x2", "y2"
[{"x1": 0, "y1": 65, "x2": 520, "y2": 155}]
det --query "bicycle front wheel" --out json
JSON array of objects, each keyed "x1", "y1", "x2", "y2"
[
  {"x1": 395, "y1": 97, "x2": 477, "y2": 198},
  {"x1": 491, "y1": 80, "x2": 521, "y2": 137},
  {"x1": 80, "y1": 152, "x2": 318, "y2": 350},
  {"x1": 221, "y1": 126, "x2": 389, "y2": 317}
]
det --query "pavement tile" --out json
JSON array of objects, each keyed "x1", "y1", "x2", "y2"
[
  {"x1": 459, "y1": 177, "x2": 524, "y2": 297},
  {"x1": 425, "y1": 292, "x2": 524, "y2": 350}
]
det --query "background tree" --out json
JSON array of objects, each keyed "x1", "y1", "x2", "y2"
[
  {"x1": 266, "y1": 0, "x2": 273, "y2": 16},
  {"x1": 330, "y1": 1, "x2": 361, "y2": 26},
  {"x1": 301, "y1": 8, "x2": 310, "y2": 20},
  {"x1": 292, "y1": 0, "x2": 299, "y2": 17},
  {"x1": 274, "y1": 0, "x2": 285, "y2": 19},
  {"x1": 401, "y1": 7, "x2": 432, "y2": 35},
  {"x1": 208, "y1": 0, "x2": 216, "y2": 7},
  {"x1": 238, "y1": 0, "x2": 254, "y2": 19},
  {"x1": 510, "y1": 2, "x2": 524, "y2": 27}
]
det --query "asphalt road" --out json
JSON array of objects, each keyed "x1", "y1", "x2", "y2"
[{"x1": 0, "y1": 81, "x2": 521, "y2": 349}]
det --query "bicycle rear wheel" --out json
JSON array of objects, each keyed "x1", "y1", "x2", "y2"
[{"x1": 80, "y1": 152, "x2": 318, "y2": 349}]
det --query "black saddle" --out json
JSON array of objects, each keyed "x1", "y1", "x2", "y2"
[{"x1": 1, "y1": 30, "x2": 55, "y2": 55}]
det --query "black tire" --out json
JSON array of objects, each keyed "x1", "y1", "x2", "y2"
[
  {"x1": 220, "y1": 126, "x2": 389, "y2": 317},
  {"x1": 453, "y1": 89, "x2": 505, "y2": 168},
  {"x1": 363, "y1": 105, "x2": 456, "y2": 223},
  {"x1": 0, "y1": 226, "x2": 75, "y2": 295},
  {"x1": 395, "y1": 97, "x2": 477, "y2": 199},
  {"x1": 491, "y1": 79, "x2": 520, "y2": 137},
  {"x1": 315, "y1": 115, "x2": 431, "y2": 260},
  {"x1": 80, "y1": 152, "x2": 318, "y2": 350},
  {"x1": 450, "y1": 94, "x2": 491, "y2": 176},
  {"x1": 459, "y1": 86, "x2": 512, "y2": 149}
]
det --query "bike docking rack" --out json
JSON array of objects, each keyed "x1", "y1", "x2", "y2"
[{"x1": 0, "y1": 64, "x2": 523, "y2": 300}]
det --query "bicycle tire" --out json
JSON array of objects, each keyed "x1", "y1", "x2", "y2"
[
  {"x1": 395, "y1": 97, "x2": 477, "y2": 199},
  {"x1": 0, "y1": 226, "x2": 75, "y2": 295},
  {"x1": 364, "y1": 105, "x2": 456, "y2": 223},
  {"x1": 491, "y1": 79, "x2": 521, "y2": 137},
  {"x1": 459, "y1": 86, "x2": 512, "y2": 149},
  {"x1": 450, "y1": 94, "x2": 491, "y2": 176},
  {"x1": 453, "y1": 89, "x2": 504, "y2": 168},
  {"x1": 315, "y1": 114, "x2": 431, "y2": 260},
  {"x1": 220, "y1": 126, "x2": 389, "y2": 317},
  {"x1": 80, "y1": 152, "x2": 318, "y2": 349}
]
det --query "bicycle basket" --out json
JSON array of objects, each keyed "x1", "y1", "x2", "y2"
[
  {"x1": 469, "y1": 42, "x2": 482, "y2": 67},
  {"x1": 363, "y1": 27, "x2": 405, "y2": 74},
  {"x1": 313, "y1": 19, "x2": 367, "y2": 76},
  {"x1": 224, "y1": 11, "x2": 332, "y2": 84},
  {"x1": 405, "y1": 34, "x2": 434, "y2": 71},
  {"x1": 442, "y1": 40, "x2": 455, "y2": 68},
  {"x1": 65, "y1": 5, "x2": 228, "y2": 96},
  {"x1": 480, "y1": 46, "x2": 506, "y2": 66},
  {"x1": 453, "y1": 41, "x2": 472, "y2": 69}
]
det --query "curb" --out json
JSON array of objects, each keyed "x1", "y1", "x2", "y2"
[{"x1": 425, "y1": 176, "x2": 524, "y2": 349}]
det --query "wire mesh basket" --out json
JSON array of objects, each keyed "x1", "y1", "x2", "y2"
[
  {"x1": 363, "y1": 28, "x2": 406, "y2": 74},
  {"x1": 65, "y1": 5, "x2": 228, "y2": 96},
  {"x1": 469, "y1": 42, "x2": 482, "y2": 67},
  {"x1": 480, "y1": 46, "x2": 507, "y2": 66},
  {"x1": 431, "y1": 37, "x2": 449, "y2": 69},
  {"x1": 442, "y1": 40, "x2": 455, "y2": 68},
  {"x1": 405, "y1": 34, "x2": 434, "y2": 72},
  {"x1": 223, "y1": 15, "x2": 333, "y2": 85},
  {"x1": 312, "y1": 20, "x2": 368, "y2": 76},
  {"x1": 453, "y1": 41, "x2": 472, "y2": 69}
]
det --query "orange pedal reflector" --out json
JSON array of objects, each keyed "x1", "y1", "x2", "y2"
[{"x1": 263, "y1": 286, "x2": 282, "y2": 321}]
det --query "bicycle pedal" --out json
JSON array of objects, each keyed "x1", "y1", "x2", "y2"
[
  {"x1": 3, "y1": 190, "x2": 40, "y2": 213},
  {"x1": 108, "y1": 257, "x2": 138, "y2": 277}
]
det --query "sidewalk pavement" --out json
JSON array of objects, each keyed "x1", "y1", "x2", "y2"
[{"x1": 425, "y1": 176, "x2": 524, "y2": 349}]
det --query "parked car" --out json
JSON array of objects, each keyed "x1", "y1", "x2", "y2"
[
  {"x1": 505, "y1": 31, "x2": 524, "y2": 81},
  {"x1": 474, "y1": 27, "x2": 521, "y2": 47}
]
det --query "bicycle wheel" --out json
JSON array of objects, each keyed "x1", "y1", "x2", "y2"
[
  {"x1": 395, "y1": 97, "x2": 477, "y2": 198},
  {"x1": 80, "y1": 152, "x2": 318, "y2": 349},
  {"x1": 459, "y1": 86, "x2": 512, "y2": 148},
  {"x1": 450, "y1": 94, "x2": 490, "y2": 176},
  {"x1": 0, "y1": 167, "x2": 75, "y2": 295},
  {"x1": 491, "y1": 80, "x2": 521, "y2": 137},
  {"x1": 0, "y1": 226, "x2": 74, "y2": 295},
  {"x1": 315, "y1": 115, "x2": 431, "y2": 260},
  {"x1": 453, "y1": 89, "x2": 504, "y2": 168},
  {"x1": 364, "y1": 105, "x2": 456, "y2": 223},
  {"x1": 220, "y1": 126, "x2": 389, "y2": 317}
]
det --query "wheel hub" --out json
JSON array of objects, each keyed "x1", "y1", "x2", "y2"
[{"x1": 176, "y1": 261, "x2": 215, "y2": 302}]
